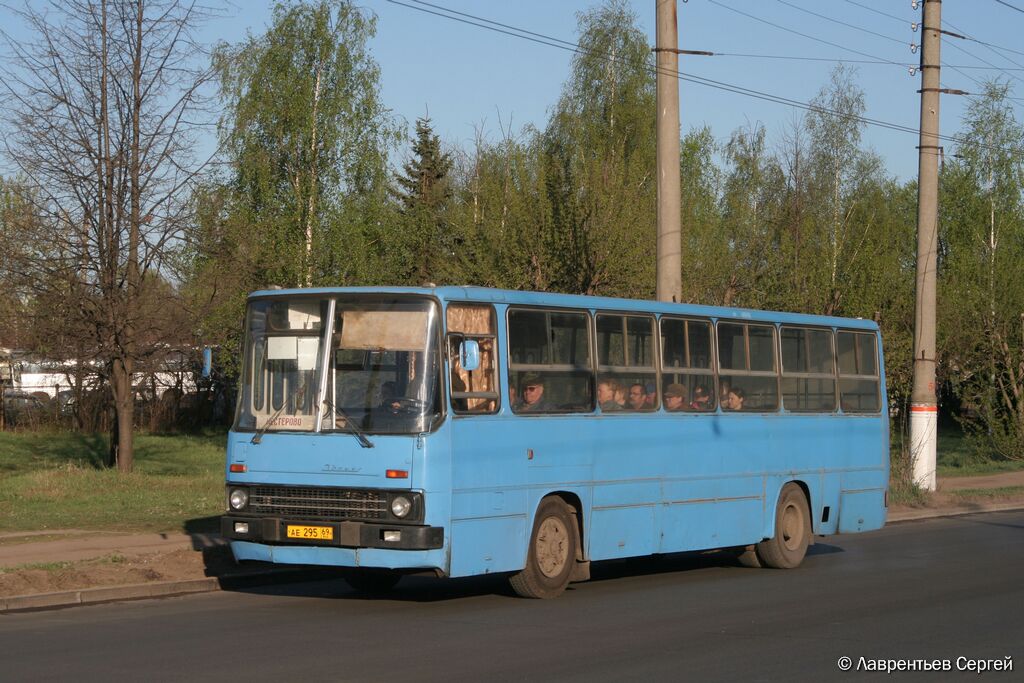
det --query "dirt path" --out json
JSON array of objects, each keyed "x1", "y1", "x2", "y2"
[{"x1": 939, "y1": 469, "x2": 1024, "y2": 491}]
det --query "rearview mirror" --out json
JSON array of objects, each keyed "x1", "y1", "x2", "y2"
[{"x1": 459, "y1": 340, "x2": 480, "y2": 372}]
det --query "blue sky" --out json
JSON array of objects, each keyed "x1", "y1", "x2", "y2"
[{"x1": 4, "y1": 1, "x2": 1024, "y2": 181}]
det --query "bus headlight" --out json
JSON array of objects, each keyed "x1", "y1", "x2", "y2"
[
  {"x1": 229, "y1": 488, "x2": 249, "y2": 510},
  {"x1": 391, "y1": 496, "x2": 412, "y2": 518}
]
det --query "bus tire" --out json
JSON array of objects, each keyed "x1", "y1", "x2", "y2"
[
  {"x1": 510, "y1": 497, "x2": 577, "y2": 599},
  {"x1": 756, "y1": 483, "x2": 811, "y2": 569},
  {"x1": 344, "y1": 569, "x2": 401, "y2": 594}
]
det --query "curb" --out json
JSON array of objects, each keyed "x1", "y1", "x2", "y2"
[
  {"x1": 887, "y1": 500, "x2": 1024, "y2": 523},
  {"x1": 0, "y1": 567, "x2": 338, "y2": 615},
  {"x1": 1, "y1": 577, "x2": 219, "y2": 613}
]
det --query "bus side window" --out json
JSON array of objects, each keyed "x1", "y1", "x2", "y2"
[
  {"x1": 508, "y1": 308, "x2": 593, "y2": 413},
  {"x1": 447, "y1": 304, "x2": 499, "y2": 414},
  {"x1": 596, "y1": 313, "x2": 658, "y2": 411},
  {"x1": 781, "y1": 326, "x2": 836, "y2": 412},
  {"x1": 660, "y1": 317, "x2": 716, "y2": 411},
  {"x1": 718, "y1": 322, "x2": 779, "y2": 412},
  {"x1": 837, "y1": 331, "x2": 880, "y2": 412}
]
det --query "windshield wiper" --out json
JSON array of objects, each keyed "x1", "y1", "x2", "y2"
[
  {"x1": 321, "y1": 397, "x2": 374, "y2": 449},
  {"x1": 251, "y1": 404, "x2": 286, "y2": 445}
]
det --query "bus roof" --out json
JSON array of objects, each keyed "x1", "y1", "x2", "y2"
[{"x1": 248, "y1": 285, "x2": 879, "y2": 331}]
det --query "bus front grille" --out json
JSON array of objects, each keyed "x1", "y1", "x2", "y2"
[{"x1": 249, "y1": 486, "x2": 388, "y2": 521}]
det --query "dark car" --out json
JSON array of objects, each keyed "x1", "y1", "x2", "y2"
[{"x1": 2, "y1": 391, "x2": 48, "y2": 426}]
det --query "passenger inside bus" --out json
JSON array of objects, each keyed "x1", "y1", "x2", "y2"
[
  {"x1": 519, "y1": 374, "x2": 548, "y2": 412},
  {"x1": 725, "y1": 387, "x2": 745, "y2": 411},
  {"x1": 690, "y1": 385, "x2": 712, "y2": 411},
  {"x1": 664, "y1": 383, "x2": 686, "y2": 411},
  {"x1": 597, "y1": 379, "x2": 622, "y2": 411},
  {"x1": 627, "y1": 383, "x2": 646, "y2": 410}
]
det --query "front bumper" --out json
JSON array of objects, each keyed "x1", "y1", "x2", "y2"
[{"x1": 221, "y1": 515, "x2": 444, "y2": 551}]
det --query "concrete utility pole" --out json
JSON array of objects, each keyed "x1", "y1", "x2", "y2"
[
  {"x1": 655, "y1": 0, "x2": 681, "y2": 304},
  {"x1": 911, "y1": 0, "x2": 942, "y2": 491}
]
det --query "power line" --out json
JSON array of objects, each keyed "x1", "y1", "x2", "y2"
[
  {"x1": 385, "y1": 0, "x2": 1014, "y2": 156},
  {"x1": 995, "y1": 0, "x2": 1024, "y2": 15},
  {"x1": 841, "y1": 0, "x2": 908, "y2": 25},
  {"x1": 707, "y1": 0, "x2": 911, "y2": 71},
  {"x1": 944, "y1": 17, "x2": 1024, "y2": 76},
  {"x1": 710, "y1": 0, "x2": 976, "y2": 101},
  {"x1": 722, "y1": 0, "x2": 1024, "y2": 105},
  {"x1": 843, "y1": 0, "x2": 1024, "y2": 66},
  {"x1": 776, "y1": 0, "x2": 909, "y2": 48},
  {"x1": 716, "y1": 53, "x2": 1024, "y2": 71}
]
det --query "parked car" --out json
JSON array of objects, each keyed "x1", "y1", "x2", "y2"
[{"x1": 2, "y1": 391, "x2": 48, "y2": 426}]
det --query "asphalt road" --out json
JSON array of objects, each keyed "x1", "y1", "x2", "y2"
[{"x1": 3, "y1": 511, "x2": 1023, "y2": 682}]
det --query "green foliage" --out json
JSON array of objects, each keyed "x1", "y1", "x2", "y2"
[
  {"x1": 393, "y1": 116, "x2": 455, "y2": 284},
  {"x1": 940, "y1": 81, "x2": 1024, "y2": 461},
  {"x1": 541, "y1": 0, "x2": 657, "y2": 297},
  {"x1": 187, "y1": 0, "x2": 400, "y2": 372}
]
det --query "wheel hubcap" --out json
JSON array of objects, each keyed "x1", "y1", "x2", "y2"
[
  {"x1": 781, "y1": 503, "x2": 804, "y2": 551},
  {"x1": 536, "y1": 516, "x2": 569, "y2": 578}
]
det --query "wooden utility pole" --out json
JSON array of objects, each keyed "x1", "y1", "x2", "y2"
[
  {"x1": 655, "y1": 0, "x2": 681, "y2": 303},
  {"x1": 911, "y1": 0, "x2": 942, "y2": 491}
]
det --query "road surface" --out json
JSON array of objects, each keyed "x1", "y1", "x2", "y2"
[{"x1": 2, "y1": 510, "x2": 1022, "y2": 681}]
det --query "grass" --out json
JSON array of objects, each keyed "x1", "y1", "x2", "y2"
[
  {"x1": 0, "y1": 560, "x2": 75, "y2": 574},
  {"x1": 0, "y1": 430, "x2": 225, "y2": 534},
  {"x1": 934, "y1": 428, "x2": 1024, "y2": 476},
  {"x1": 889, "y1": 424, "x2": 1024, "y2": 481}
]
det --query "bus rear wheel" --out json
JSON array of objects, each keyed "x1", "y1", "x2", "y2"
[
  {"x1": 756, "y1": 483, "x2": 811, "y2": 569},
  {"x1": 510, "y1": 497, "x2": 577, "y2": 599},
  {"x1": 344, "y1": 569, "x2": 401, "y2": 595}
]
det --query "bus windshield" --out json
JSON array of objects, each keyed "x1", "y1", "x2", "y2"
[{"x1": 235, "y1": 296, "x2": 442, "y2": 435}]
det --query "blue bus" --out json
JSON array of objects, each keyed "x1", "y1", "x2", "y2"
[{"x1": 222, "y1": 287, "x2": 888, "y2": 598}]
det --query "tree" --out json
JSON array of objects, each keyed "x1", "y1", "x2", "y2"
[
  {"x1": 542, "y1": 0, "x2": 657, "y2": 297},
  {"x1": 208, "y1": 0, "x2": 398, "y2": 290},
  {"x1": 1, "y1": 0, "x2": 215, "y2": 470},
  {"x1": 941, "y1": 81, "x2": 1024, "y2": 460},
  {"x1": 394, "y1": 116, "x2": 454, "y2": 283},
  {"x1": 190, "y1": 0, "x2": 398, "y2": 374},
  {"x1": 718, "y1": 122, "x2": 786, "y2": 307},
  {"x1": 678, "y1": 126, "x2": 723, "y2": 305},
  {"x1": 446, "y1": 122, "x2": 554, "y2": 290},
  {"x1": 804, "y1": 65, "x2": 875, "y2": 316}
]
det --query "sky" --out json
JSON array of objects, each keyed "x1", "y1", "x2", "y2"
[{"x1": 3, "y1": 0, "x2": 1024, "y2": 181}]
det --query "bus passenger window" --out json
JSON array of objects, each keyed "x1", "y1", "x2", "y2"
[
  {"x1": 509, "y1": 308, "x2": 593, "y2": 413},
  {"x1": 837, "y1": 331, "x2": 880, "y2": 412},
  {"x1": 717, "y1": 322, "x2": 779, "y2": 412},
  {"x1": 661, "y1": 317, "x2": 716, "y2": 411},
  {"x1": 597, "y1": 313, "x2": 657, "y2": 411},
  {"x1": 781, "y1": 327, "x2": 836, "y2": 412}
]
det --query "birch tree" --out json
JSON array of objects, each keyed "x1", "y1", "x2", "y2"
[{"x1": 941, "y1": 82, "x2": 1024, "y2": 459}]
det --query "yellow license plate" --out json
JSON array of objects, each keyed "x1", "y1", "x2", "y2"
[{"x1": 286, "y1": 525, "x2": 334, "y2": 540}]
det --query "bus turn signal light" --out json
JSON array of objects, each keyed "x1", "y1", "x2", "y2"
[
  {"x1": 230, "y1": 464, "x2": 247, "y2": 473},
  {"x1": 386, "y1": 469, "x2": 408, "y2": 479}
]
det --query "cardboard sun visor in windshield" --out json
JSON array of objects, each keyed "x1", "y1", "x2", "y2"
[{"x1": 340, "y1": 310, "x2": 429, "y2": 351}]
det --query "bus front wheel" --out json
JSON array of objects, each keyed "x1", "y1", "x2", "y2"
[
  {"x1": 510, "y1": 497, "x2": 577, "y2": 599},
  {"x1": 756, "y1": 483, "x2": 811, "y2": 569}
]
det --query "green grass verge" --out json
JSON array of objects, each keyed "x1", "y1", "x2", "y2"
[
  {"x1": 0, "y1": 431, "x2": 225, "y2": 533},
  {"x1": 935, "y1": 428, "x2": 1024, "y2": 476}
]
